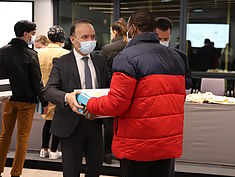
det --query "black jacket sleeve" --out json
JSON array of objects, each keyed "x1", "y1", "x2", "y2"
[
  {"x1": 173, "y1": 49, "x2": 192, "y2": 89},
  {"x1": 30, "y1": 55, "x2": 48, "y2": 106},
  {"x1": 182, "y1": 53, "x2": 192, "y2": 89}
]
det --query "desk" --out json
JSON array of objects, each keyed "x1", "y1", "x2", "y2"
[
  {"x1": 1, "y1": 102, "x2": 235, "y2": 175},
  {"x1": 1, "y1": 103, "x2": 235, "y2": 158},
  {"x1": 179, "y1": 103, "x2": 235, "y2": 166}
]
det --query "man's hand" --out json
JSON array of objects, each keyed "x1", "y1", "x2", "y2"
[
  {"x1": 83, "y1": 107, "x2": 96, "y2": 120},
  {"x1": 66, "y1": 91, "x2": 83, "y2": 115},
  {"x1": 42, "y1": 106, "x2": 48, "y2": 115},
  {"x1": 0, "y1": 96, "x2": 10, "y2": 103}
]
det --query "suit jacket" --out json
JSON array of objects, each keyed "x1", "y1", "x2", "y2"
[{"x1": 44, "y1": 51, "x2": 109, "y2": 137}]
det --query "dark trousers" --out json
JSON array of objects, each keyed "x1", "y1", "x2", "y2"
[
  {"x1": 42, "y1": 120, "x2": 59, "y2": 152},
  {"x1": 121, "y1": 158, "x2": 172, "y2": 177},
  {"x1": 103, "y1": 118, "x2": 114, "y2": 156},
  {"x1": 59, "y1": 118, "x2": 103, "y2": 177},
  {"x1": 169, "y1": 158, "x2": 175, "y2": 177}
]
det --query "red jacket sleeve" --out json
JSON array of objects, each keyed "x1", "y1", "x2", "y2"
[{"x1": 87, "y1": 72, "x2": 137, "y2": 116}]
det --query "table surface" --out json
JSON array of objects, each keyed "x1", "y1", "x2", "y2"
[{"x1": 179, "y1": 103, "x2": 235, "y2": 166}]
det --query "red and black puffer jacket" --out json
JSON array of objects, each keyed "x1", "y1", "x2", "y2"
[{"x1": 87, "y1": 32, "x2": 186, "y2": 161}]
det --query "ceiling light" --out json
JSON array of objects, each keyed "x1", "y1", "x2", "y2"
[
  {"x1": 161, "y1": 0, "x2": 173, "y2": 2},
  {"x1": 193, "y1": 8, "x2": 204, "y2": 13}
]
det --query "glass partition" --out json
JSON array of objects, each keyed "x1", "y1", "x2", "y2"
[
  {"x1": 187, "y1": 0, "x2": 235, "y2": 72},
  {"x1": 58, "y1": 0, "x2": 114, "y2": 50},
  {"x1": 187, "y1": 0, "x2": 235, "y2": 94}
]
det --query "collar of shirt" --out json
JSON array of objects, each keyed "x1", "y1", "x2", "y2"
[
  {"x1": 72, "y1": 48, "x2": 98, "y2": 89},
  {"x1": 73, "y1": 48, "x2": 91, "y2": 61}
]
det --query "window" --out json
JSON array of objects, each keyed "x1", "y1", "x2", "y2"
[
  {"x1": 120, "y1": 0, "x2": 180, "y2": 48},
  {"x1": 187, "y1": 0, "x2": 235, "y2": 72},
  {"x1": 58, "y1": 0, "x2": 113, "y2": 50}
]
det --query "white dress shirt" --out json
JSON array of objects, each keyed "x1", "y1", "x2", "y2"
[
  {"x1": 73, "y1": 48, "x2": 98, "y2": 89},
  {"x1": 65, "y1": 49, "x2": 98, "y2": 103}
]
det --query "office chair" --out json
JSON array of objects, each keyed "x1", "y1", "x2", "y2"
[{"x1": 200, "y1": 78, "x2": 225, "y2": 96}]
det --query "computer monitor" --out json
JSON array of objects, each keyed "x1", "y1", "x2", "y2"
[{"x1": 186, "y1": 23, "x2": 229, "y2": 48}]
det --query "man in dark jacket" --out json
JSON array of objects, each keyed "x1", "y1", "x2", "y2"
[
  {"x1": 86, "y1": 9, "x2": 186, "y2": 177},
  {"x1": 0, "y1": 20, "x2": 48, "y2": 177},
  {"x1": 155, "y1": 17, "x2": 192, "y2": 90},
  {"x1": 154, "y1": 17, "x2": 192, "y2": 177}
]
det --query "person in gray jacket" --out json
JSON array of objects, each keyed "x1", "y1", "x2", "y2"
[{"x1": 101, "y1": 18, "x2": 127, "y2": 75}]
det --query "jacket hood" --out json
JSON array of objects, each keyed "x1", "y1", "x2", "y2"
[{"x1": 126, "y1": 32, "x2": 159, "y2": 48}]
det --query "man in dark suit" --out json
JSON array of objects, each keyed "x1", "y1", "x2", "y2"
[{"x1": 44, "y1": 19, "x2": 109, "y2": 177}]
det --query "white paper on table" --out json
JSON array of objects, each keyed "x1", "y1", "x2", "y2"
[
  {"x1": 0, "y1": 79, "x2": 12, "y2": 101},
  {"x1": 74, "y1": 88, "x2": 112, "y2": 118}
]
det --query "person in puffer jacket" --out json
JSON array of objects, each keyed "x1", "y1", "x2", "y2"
[{"x1": 86, "y1": 9, "x2": 186, "y2": 177}]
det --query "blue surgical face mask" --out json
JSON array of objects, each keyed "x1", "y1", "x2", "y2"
[
  {"x1": 79, "y1": 40, "x2": 97, "y2": 54},
  {"x1": 29, "y1": 35, "x2": 36, "y2": 45}
]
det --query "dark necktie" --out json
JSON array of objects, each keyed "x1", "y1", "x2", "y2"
[{"x1": 82, "y1": 56, "x2": 92, "y2": 89}]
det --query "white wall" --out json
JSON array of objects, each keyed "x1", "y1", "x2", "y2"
[
  {"x1": 14, "y1": 0, "x2": 53, "y2": 35},
  {"x1": 0, "y1": 0, "x2": 53, "y2": 47},
  {"x1": 34, "y1": 0, "x2": 53, "y2": 36},
  {"x1": 0, "y1": 1, "x2": 33, "y2": 47}
]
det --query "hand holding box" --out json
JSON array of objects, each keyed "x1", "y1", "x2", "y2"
[
  {"x1": 76, "y1": 92, "x2": 91, "y2": 114},
  {"x1": 75, "y1": 89, "x2": 110, "y2": 117}
]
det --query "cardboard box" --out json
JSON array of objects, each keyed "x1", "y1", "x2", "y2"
[{"x1": 75, "y1": 89, "x2": 110, "y2": 117}]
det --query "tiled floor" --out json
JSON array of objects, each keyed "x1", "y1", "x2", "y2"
[{"x1": 1, "y1": 167, "x2": 117, "y2": 177}]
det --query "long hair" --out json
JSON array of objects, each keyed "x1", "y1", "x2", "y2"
[{"x1": 111, "y1": 18, "x2": 128, "y2": 43}]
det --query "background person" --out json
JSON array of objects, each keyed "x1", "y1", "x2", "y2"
[
  {"x1": 100, "y1": 17, "x2": 127, "y2": 164},
  {"x1": 85, "y1": 9, "x2": 186, "y2": 177},
  {"x1": 38, "y1": 25, "x2": 70, "y2": 160},
  {"x1": 44, "y1": 19, "x2": 109, "y2": 177},
  {"x1": 0, "y1": 20, "x2": 48, "y2": 177},
  {"x1": 193, "y1": 38, "x2": 218, "y2": 91},
  {"x1": 34, "y1": 35, "x2": 49, "y2": 50},
  {"x1": 101, "y1": 18, "x2": 127, "y2": 75},
  {"x1": 63, "y1": 37, "x2": 73, "y2": 51},
  {"x1": 154, "y1": 17, "x2": 192, "y2": 90},
  {"x1": 196, "y1": 38, "x2": 217, "y2": 71}
]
